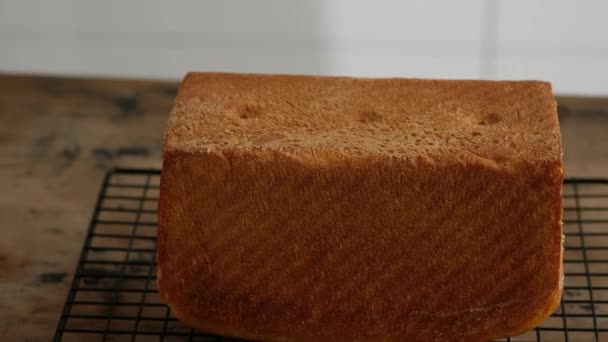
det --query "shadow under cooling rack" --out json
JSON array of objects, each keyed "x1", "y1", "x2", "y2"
[{"x1": 54, "y1": 169, "x2": 608, "y2": 342}]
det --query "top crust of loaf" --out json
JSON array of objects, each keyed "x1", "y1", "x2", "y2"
[{"x1": 165, "y1": 72, "x2": 560, "y2": 166}]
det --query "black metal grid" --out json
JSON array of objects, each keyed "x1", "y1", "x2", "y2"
[{"x1": 54, "y1": 168, "x2": 608, "y2": 342}]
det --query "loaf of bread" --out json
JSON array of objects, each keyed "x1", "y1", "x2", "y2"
[{"x1": 157, "y1": 72, "x2": 563, "y2": 341}]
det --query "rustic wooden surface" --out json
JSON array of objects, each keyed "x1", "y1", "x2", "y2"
[{"x1": 0, "y1": 74, "x2": 607, "y2": 341}]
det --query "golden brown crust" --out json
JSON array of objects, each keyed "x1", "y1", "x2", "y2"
[{"x1": 158, "y1": 72, "x2": 563, "y2": 341}]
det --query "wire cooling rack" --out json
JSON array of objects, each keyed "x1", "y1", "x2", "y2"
[{"x1": 54, "y1": 168, "x2": 608, "y2": 342}]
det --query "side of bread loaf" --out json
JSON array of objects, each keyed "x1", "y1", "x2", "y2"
[{"x1": 158, "y1": 72, "x2": 563, "y2": 341}]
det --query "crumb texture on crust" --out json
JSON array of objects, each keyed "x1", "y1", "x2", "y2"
[
  {"x1": 165, "y1": 72, "x2": 560, "y2": 166},
  {"x1": 158, "y1": 72, "x2": 563, "y2": 341}
]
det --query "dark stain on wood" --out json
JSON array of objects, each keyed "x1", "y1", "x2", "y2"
[
  {"x1": 564, "y1": 289, "x2": 580, "y2": 297},
  {"x1": 31, "y1": 133, "x2": 56, "y2": 158},
  {"x1": 160, "y1": 86, "x2": 178, "y2": 96},
  {"x1": 60, "y1": 144, "x2": 81, "y2": 163},
  {"x1": 38, "y1": 272, "x2": 67, "y2": 284},
  {"x1": 93, "y1": 146, "x2": 150, "y2": 160},
  {"x1": 27, "y1": 208, "x2": 39, "y2": 218},
  {"x1": 114, "y1": 95, "x2": 139, "y2": 116},
  {"x1": 56, "y1": 143, "x2": 81, "y2": 175},
  {"x1": 34, "y1": 134, "x2": 56, "y2": 146},
  {"x1": 92, "y1": 147, "x2": 114, "y2": 160},
  {"x1": 117, "y1": 146, "x2": 150, "y2": 157},
  {"x1": 47, "y1": 227, "x2": 63, "y2": 234}
]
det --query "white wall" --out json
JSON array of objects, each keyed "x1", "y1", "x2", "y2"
[{"x1": 0, "y1": 0, "x2": 606, "y2": 95}]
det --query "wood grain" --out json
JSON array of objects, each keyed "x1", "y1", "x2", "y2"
[{"x1": 0, "y1": 74, "x2": 171, "y2": 341}]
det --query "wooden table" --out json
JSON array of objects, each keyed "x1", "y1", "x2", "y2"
[{"x1": 0, "y1": 74, "x2": 607, "y2": 341}]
